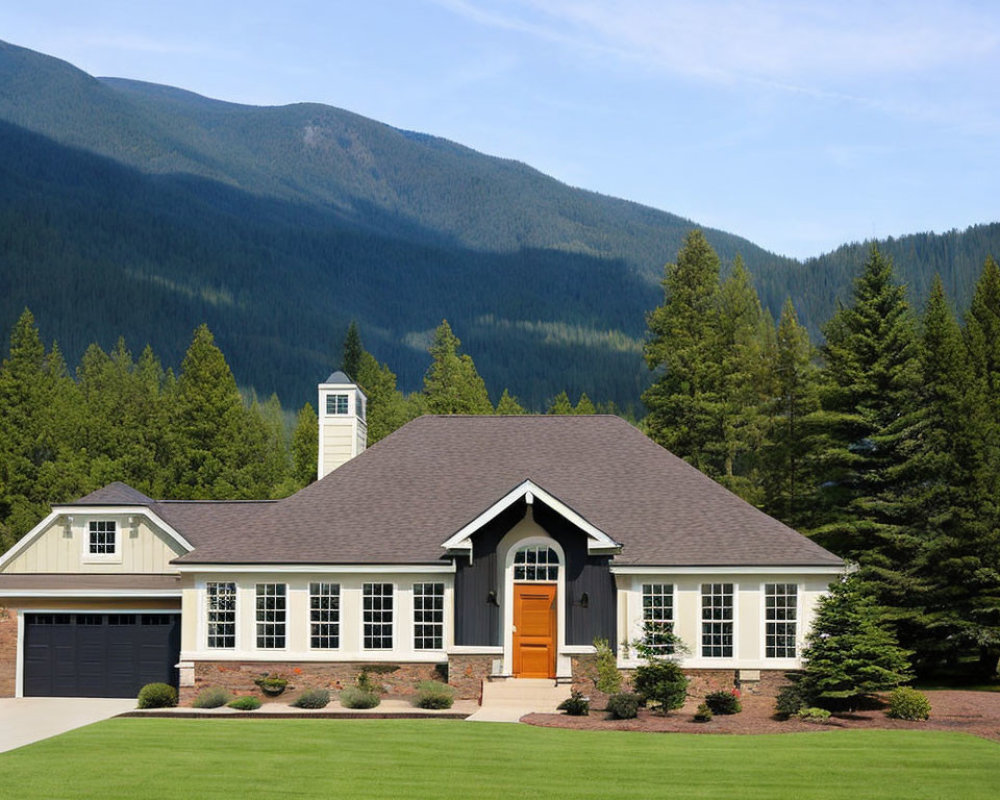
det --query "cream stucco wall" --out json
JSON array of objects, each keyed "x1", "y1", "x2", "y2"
[
  {"x1": 1, "y1": 513, "x2": 186, "y2": 574},
  {"x1": 181, "y1": 572, "x2": 453, "y2": 663}
]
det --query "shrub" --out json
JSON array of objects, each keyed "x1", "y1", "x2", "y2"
[
  {"x1": 413, "y1": 680, "x2": 456, "y2": 709},
  {"x1": 775, "y1": 678, "x2": 807, "y2": 719},
  {"x1": 137, "y1": 682, "x2": 178, "y2": 709},
  {"x1": 557, "y1": 690, "x2": 590, "y2": 716},
  {"x1": 633, "y1": 660, "x2": 688, "y2": 714},
  {"x1": 292, "y1": 688, "x2": 331, "y2": 709},
  {"x1": 355, "y1": 668, "x2": 385, "y2": 695},
  {"x1": 606, "y1": 692, "x2": 640, "y2": 720},
  {"x1": 796, "y1": 707, "x2": 831, "y2": 723},
  {"x1": 704, "y1": 689, "x2": 742, "y2": 715},
  {"x1": 192, "y1": 686, "x2": 232, "y2": 709},
  {"x1": 693, "y1": 702, "x2": 713, "y2": 723},
  {"x1": 254, "y1": 673, "x2": 288, "y2": 696},
  {"x1": 340, "y1": 686, "x2": 381, "y2": 709},
  {"x1": 593, "y1": 638, "x2": 621, "y2": 694},
  {"x1": 228, "y1": 695, "x2": 262, "y2": 711},
  {"x1": 887, "y1": 687, "x2": 931, "y2": 720}
]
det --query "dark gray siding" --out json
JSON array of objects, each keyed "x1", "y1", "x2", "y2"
[
  {"x1": 535, "y1": 502, "x2": 617, "y2": 649},
  {"x1": 452, "y1": 502, "x2": 525, "y2": 646}
]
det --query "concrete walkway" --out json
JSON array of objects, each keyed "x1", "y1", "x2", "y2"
[
  {"x1": 0, "y1": 697, "x2": 136, "y2": 753},
  {"x1": 467, "y1": 678, "x2": 570, "y2": 723}
]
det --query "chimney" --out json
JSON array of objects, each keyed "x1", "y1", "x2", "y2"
[{"x1": 317, "y1": 371, "x2": 367, "y2": 479}]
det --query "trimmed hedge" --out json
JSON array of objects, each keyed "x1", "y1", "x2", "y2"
[
  {"x1": 887, "y1": 687, "x2": 931, "y2": 720},
  {"x1": 704, "y1": 689, "x2": 741, "y2": 715},
  {"x1": 340, "y1": 687, "x2": 381, "y2": 709},
  {"x1": 606, "y1": 692, "x2": 640, "y2": 720},
  {"x1": 292, "y1": 688, "x2": 332, "y2": 709},
  {"x1": 413, "y1": 681, "x2": 455, "y2": 710},
  {"x1": 227, "y1": 696, "x2": 262, "y2": 711},
  {"x1": 192, "y1": 687, "x2": 232, "y2": 709}
]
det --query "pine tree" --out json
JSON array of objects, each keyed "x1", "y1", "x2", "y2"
[
  {"x1": 341, "y1": 321, "x2": 364, "y2": 382},
  {"x1": 798, "y1": 575, "x2": 912, "y2": 708},
  {"x1": 574, "y1": 392, "x2": 597, "y2": 415},
  {"x1": 546, "y1": 391, "x2": 574, "y2": 415},
  {"x1": 355, "y1": 350, "x2": 417, "y2": 444},
  {"x1": 642, "y1": 230, "x2": 722, "y2": 475},
  {"x1": 762, "y1": 299, "x2": 822, "y2": 529},
  {"x1": 422, "y1": 320, "x2": 493, "y2": 414},
  {"x1": 811, "y1": 246, "x2": 922, "y2": 562},
  {"x1": 496, "y1": 389, "x2": 527, "y2": 414}
]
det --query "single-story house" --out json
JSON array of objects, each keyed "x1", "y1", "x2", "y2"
[{"x1": 0, "y1": 372, "x2": 844, "y2": 701}]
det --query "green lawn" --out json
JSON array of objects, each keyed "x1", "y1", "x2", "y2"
[{"x1": 1, "y1": 719, "x2": 997, "y2": 800}]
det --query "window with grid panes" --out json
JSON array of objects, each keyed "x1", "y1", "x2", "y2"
[
  {"x1": 765, "y1": 583, "x2": 797, "y2": 658},
  {"x1": 413, "y1": 583, "x2": 444, "y2": 649},
  {"x1": 513, "y1": 545, "x2": 559, "y2": 581},
  {"x1": 701, "y1": 583, "x2": 734, "y2": 657},
  {"x1": 326, "y1": 393, "x2": 349, "y2": 415},
  {"x1": 310, "y1": 582, "x2": 340, "y2": 649},
  {"x1": 207, "y1": 582, "x2": 236, "y2": 648},
  {"x1": 256, "y1": 583, "x2": 286, "y2": 648},
  {"x1": 363, "y1": 583, "x2": 393, "y2": 649},
  {"x1": 642, "y1": 583, "x2": 675, "y2": 653},
  {"x1": 88, "y1": 520, "x2": 116, "y2": 554}
]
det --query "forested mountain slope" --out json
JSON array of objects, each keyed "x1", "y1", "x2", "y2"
[{"x1": 1, "y1": 39, "x2": 998, "y2": 408}]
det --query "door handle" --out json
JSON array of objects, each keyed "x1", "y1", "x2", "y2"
[{"x1": 512, "y1": 625, "x2": 517, "y2": 633}]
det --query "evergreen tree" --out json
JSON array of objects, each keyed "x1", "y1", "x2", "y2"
[
  {"x1": 642, "y1": 230, "x2": 722, "y2": 475},
  {"x1": 341, "y1": 321, "x2": 364, "y2": 382},
  {"x1": 574, "y1": 392, "x2": 597, "y2": 415},
  {"x1": 762, "y1": 299, "x2": 822, "y2": 529},
  {"x1": 290, "y1": 402, "x2": 318, "y2": 487},
  {"x1": 422, "y1": 320, "x2": 492, "y2": 414},
  {"x1": 170, "y1": 325, "x2": 259, "y2": 498},
  {"x1": 546, "y1": 391, "x2": 574, "y2": 415},
  {"x1": 496, "y1": 389, "x2": 527, "y2": 414},
  {"x1": 810, "y1": 246, "x2": 922, "y2": 563},
  {"x1": 355, "y1": 350, "x2": 417, "y2": 444},
  {"x1": 798, "y1": 575, "x2": 912, "y2": 708}
]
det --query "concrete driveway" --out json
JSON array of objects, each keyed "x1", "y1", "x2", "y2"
[{"x1": 0, "y1": 697, "x2": 135, "y2": 753}]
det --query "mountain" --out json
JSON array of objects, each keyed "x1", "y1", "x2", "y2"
[{"x1": 1, "y1": 40, "x2": 998, "y2": 409}]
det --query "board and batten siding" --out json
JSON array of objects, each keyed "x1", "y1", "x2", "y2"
[{"x1": 1, "y1": 514, "x2": 185, "y2": 574}]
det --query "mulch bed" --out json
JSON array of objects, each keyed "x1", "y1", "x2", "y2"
[{"x1": 523, "y1": 690, "x2": 1000, "y2": 742}]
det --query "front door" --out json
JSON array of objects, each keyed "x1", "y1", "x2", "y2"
[{"x1": 512, "y1": 584, "x2": 556, "y2": 678}]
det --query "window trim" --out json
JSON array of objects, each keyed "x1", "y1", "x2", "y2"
[
  {"x1": 512, "y1": 545, "x2": 560, "y2": 583},
  {"x1": 362, "y1": 582, "x2": 394, "y2": 650},
  {"x1": 413, "y1": 582, "x2": 445, "y2": 651},
  {"x1": 309, "y1": 582, "x2": 341, "y2": 650},
  {"x1": 325, "y1": 393, "x2": 350, "y2": 416},
  {"x1": 82, "y1": 519, "x2": 120, "y2": 563},
  {"x1": 255, "y1": 583, "x2": 287, "y2": 650},
  {"x1": 206, "y1": 581, "x2": 237, "y2": 649},
  {"x1": 762, "y1": 582, "x2": 799, "y2": 659},
  {"x1": 700, "y1": 582, "x2": 735, "y2": 659},
  {"x1": 641, "y1": 582, "x2": 675, "y2": 654}
]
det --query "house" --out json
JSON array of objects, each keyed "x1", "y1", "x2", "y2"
[{"x1": 0, "y1": 372, "x2": 844, "y2": 701}]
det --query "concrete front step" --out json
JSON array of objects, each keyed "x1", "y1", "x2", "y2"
[{"x1": 468, "y1": 678, "x2": 572, "y2": 723}]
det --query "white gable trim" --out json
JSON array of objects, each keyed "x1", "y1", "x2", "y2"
[
  {"x1": 440, "y1": 479, "x2": 620, "y2": 554},
  {"x1": 0, "y1": 505, "x2": 194, "y2": 571},
  {"x1": 610, "y1": 565, "x2": 845, "y2": 575}
]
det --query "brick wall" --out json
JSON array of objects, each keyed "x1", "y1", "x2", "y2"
[
  {"x1": 0, "y1": 606, "x2": 16, "y2": 697},
  {"x1": 182, "y1": 660, "x2": 445, "y2": 706},
  {"x1": 446, "y1": 654, "x2": 494, "y2": 701}
]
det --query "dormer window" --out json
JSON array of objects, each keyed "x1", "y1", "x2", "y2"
[
  {"x1": 88, "y1": 520, "x2": 117, "y2": 556},
  {"x1": 326, "y1": 393, "x2": 349, "y2": 415}
]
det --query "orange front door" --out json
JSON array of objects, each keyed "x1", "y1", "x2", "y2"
[{"x1": 513, "y1": 584, "x2": 556, "y2": 678}]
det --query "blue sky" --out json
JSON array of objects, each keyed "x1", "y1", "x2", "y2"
[{"x1": 2, "y1": 0, "x2": 998, "y2": 259}]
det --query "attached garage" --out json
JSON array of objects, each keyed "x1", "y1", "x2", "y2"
[{"x1": 23, "y1": 612, "x2": 180, "y2": 698}]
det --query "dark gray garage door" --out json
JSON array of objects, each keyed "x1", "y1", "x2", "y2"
[{"x1": 23, "y1": 613, "x2": 180, "y2": 698}]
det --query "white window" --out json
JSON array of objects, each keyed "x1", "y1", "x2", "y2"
[
  {"x1": 513, "y1": 545, "x2": 559, "y2": 581},
  {"x1": 326, "y1": 393, "x2": 349, "y2": 415},
  {"x1": 310, "y1": 582, "x2": 340, "y2": 649},
  {"x1": 88, "y1": 520, "x2": 116, "y2": 555},
  {"x1": 642, "y1": 583, "x2": 675, "y2": 653},
  {"x1": 413, "y1": 583, "x2": 444, "y2": 650},
  {"x1": 207, "y1": 582, "x2": 236, "y2": 648},
  {"x1": 363, "y1": 583, "x2": 393, "y2": 649},
  {"x1": 765, "y1": 583, "x2": 798, "y2": 658},
  {"x1": 256, "y1": 583, "x2": 286, "y2": 648},
  {"x1": 701, "y1": 583, "x2": 734, "y2": 658}
]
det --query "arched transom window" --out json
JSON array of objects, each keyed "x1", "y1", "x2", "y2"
[{"x1": 513, "y1": 545, "x2": 559, "y2": 582}]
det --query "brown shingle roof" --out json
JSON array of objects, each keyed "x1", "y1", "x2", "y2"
[
  {"x1": 73, "y1": 482, "x2": 155, "y2": 506},
  {"x1": 162, "y1": 415, "x2": 841, "y2": 568},
  {"x1": 0, "y1": 573, "x2": 182, "y2": 593}
]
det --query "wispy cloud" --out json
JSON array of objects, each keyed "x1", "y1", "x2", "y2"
[{"x1": 434, "y1": 1, "x2": 1000, "y2": 123}]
